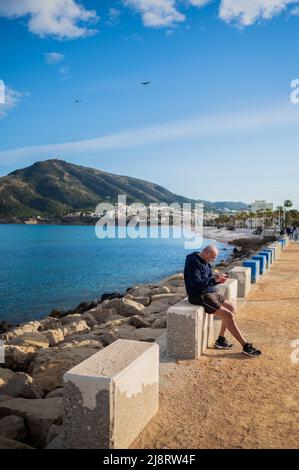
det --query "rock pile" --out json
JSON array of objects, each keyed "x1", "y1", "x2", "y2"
[{"x1": 0, "y1": 273, "x2": 186, "y2": 449}]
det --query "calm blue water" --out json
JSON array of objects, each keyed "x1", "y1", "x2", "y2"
[{"x1": 0, "y1": 225, "x2": 233, "y2": 324}]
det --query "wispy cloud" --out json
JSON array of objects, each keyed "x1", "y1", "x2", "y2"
[
  {"x1": 106, "y1": 7, "x2": 122, "y2": 26},
  {"x1": 58, "y1": 65, "x2": 71, "y2": 80},
  {"x1": 0, "y1": 86, "x2": 29, "y2": 119},
  {"x1": 219, "y1": 0, "x2": 299, "y2": 27},
  {"x1": 0, "y1": 0, "x2": 99, "y2": 39},
  {"x1": 1, "y1": 102, "x2": 299, "y2": 163},
  {"x1": 44, "y1": 52, "x2": 65, "y2": 64},
  {"x1": 123, "y1": 0, "x2": 186, "y2": 27}
]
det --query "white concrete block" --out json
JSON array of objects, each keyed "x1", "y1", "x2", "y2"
[
  {"x1": 217, "y1": 279, "x2": 238, "y2": 309},
  {"x1": 167, "y1": 298, "x2": 206, "y2": 359},
  {"x1": 229, "y1": 267, "x2": 251, "y2": 298},
  {"x1": 63, "y1": 339, "x2": 159, "y2": 449}
]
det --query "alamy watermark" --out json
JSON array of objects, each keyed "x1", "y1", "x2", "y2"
[
  {"x1": 95, "y1": 195, "x2": 204, "y2": 249},
  {"x1": 291, "y1": 339, "x2": 299, "y2": 365},
  {"x1": 290, "y1": 79, "x2": 299, "y2": 104},
  {"x1": 0, "y1": 79, "x2": 5, "y2": 104},
  {"x1": 0, "y1": 340, "x2": 4, "y2": 364}
]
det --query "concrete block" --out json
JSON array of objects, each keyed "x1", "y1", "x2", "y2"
[
  {"x1": 268, "y1": 244, "x2": 278, "y2": 260},
  {"x1": 213, "y1": 317, "x2": 222, "y2": 341},
  {"x1": 217, "y1": 279, "x2": 238, "y2": 309},
  {"x1": 229, "y1": 267, "x2": 251, "y2": 298},
  {"x1": 207, "y1": 314, "x2": 215, "y2": 347},
  {"x1": 259, "y1": 251, "x2": 271, "y2": 267},
  {"x1": 167, "y1": 299, "x2": 206, "y2": 359},
  {"x1": 63, "y1": 339, "x2": 159, "y2": 449},
  {"x1": 243, "y1": 260, "x2": 260, "y2": 283},
  {"x1": 263, "y1": 248, "x2": 274, "y2": 264},
  {"x1": 252, "y1": 255, "x2": 266, "y2": 274}
]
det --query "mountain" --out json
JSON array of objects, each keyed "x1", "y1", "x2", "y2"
[{"x1": 0, "y1": 159, "x2": 249, "y2": 217}]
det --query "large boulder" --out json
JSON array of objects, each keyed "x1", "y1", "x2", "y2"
[
  {"x1": 0, "y1": 437, "x2": 34, "y2": 449},
  {"x1": 4, "y1": 345, "x2": 37, "y2": 371},
  {"x1": 133, "y1": 328, "x2": 166, "y2": 342},
  {"x1": 43, "y1": 329, "x2": 64, "y2": 347},
  {"x1": 106, "y1": 298, "x2": 148, "y2": 317},
  {"x1": 81, "y1": 312, "x2": 99, "y2": 328},
  {"x1": 10, "y1": 332, "x2": 49, "y2": 350},
  {"x1": 2, "y1": 321, "x2": 41, "y2": 343},
  {"x1": 28, "y1": 343, "x2": 100, "y2": 393},
  {"x1": 59, "y1": 314, "x2": 82, "y2": 325},
  {"x1": 45, "y1": 388, "x2": 63, "y2": 399},
  {"x1": 0, "y1": 396, "x2": 14, "y2": 403},
  {"x1": 0, "y1": 397, "x2": 63, "y2": 448},
  {"x1": 38, "y1": 318, "x2": 62, "y2": 332},
  {"x1": 0, "y1": 415, "x2": 27, "y2": 441},
  {"x1": 86, "y1": 307, "x2": 116, "y2": 324},
  {"x1": 124, "y1": 294, "x2": 150, "y2": 306},
  {"x1": 127, "y1": 285, "x2": 170, "y2": 298},
  {"x1": 0, "y1": 372, "x2": 44, "y2": 399},
  {"x1": 150, "y1": 293, "x2": 186, "y2": 305},
  {"x1": 128, "y1": 315, "x2": 152, "y2": 328},
  {"x1": 0, "y1": 368, "x2": 15, "y2": 389},
  {"x1": 61, "y1": 320, "x2": 90, "y2": 338}
]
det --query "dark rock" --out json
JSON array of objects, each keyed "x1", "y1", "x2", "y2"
[
  {"x1": 0, "y1": 322, "x2": 13, "y2": 335},
  {"x1": 0, "y1": 415, "x2": 27, "y2": 441},
  {"x1": 0, "y1": 436, "x2": 34, "y2": 449},
  {"x1": 49, "y1": 309, "x2": 64, "y2": 319},
  {"x1": 0, "y1": 397, "x2": 63, "y2": 448},
  {"x1": 98, "y1": 332, "x2": 117, "y2": 346},
  {"x1": 100, "y1": 292, "x2": 123, "y2": 302}
]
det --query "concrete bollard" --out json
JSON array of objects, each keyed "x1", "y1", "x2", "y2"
[
  {"x1": 63, "y1": 339, "x2": 159, "y2": 449},
  {"x1": 167, "y1": 298, "x2": 210, "y2": 358},
  {"x1": 263, "y1": 248, "x2": 274, "y2": 264},
  {"x1": 268, "y1": 244, "x2": 278, "y2": 260},
  {"x1": 252, "y1": 255, "x2": 266, "y2": 274},
  {"x1": 259, "y1": 251, "x2": 271, "y2": 268},
  {"x1": 207, "y1": 314, "x2": 215, "y2": 347},
  {"x1": 217, "y1": 279, "x2": 238, "y2": 309},
  {"x1": 243, "y1": 260, "x2": 260, "y2": 283},
  {"x1": 229, "y1": 267, "x2": 251, "y2": 298}
]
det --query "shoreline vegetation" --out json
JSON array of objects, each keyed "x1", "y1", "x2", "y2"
[{"x1": 0, "y1": 229, "x2": 275, "y2": 448}]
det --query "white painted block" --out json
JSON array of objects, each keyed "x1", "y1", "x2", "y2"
[
  {"x1": 229, "y1": 267, "x2": 251, "y2": 298},
  {"x1": 167, "y1": 298, "x2": 206, "y2": 359},
  {"x1": 63, "y1": 339, "x2": 159, "y2": 449},
  {"x1": 217, "y1": 278, "x2": 238, "y2": 309}
]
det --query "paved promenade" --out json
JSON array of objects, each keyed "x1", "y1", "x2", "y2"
[{"x1": 133, "y1": 243, "x2": 299, "y2": 449}]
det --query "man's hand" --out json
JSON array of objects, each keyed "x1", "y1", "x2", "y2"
[{"x1": 214, "y1": 273, "x2": 228, "y2": 284}]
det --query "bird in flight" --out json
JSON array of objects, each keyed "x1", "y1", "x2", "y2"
[
  {"x1": 141, "y1": 81, "x2": 150, "y2": 86},
  {"x1": 74, "y1": 99, "x2": 82, "y2": 103}
]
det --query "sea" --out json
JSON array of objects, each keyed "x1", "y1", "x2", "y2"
[{"x1": 0, "y1": 224, "x2": 233, "y2": 324}]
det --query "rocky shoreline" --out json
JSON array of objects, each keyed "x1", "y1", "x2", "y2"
[{"x1": 0, "y1": 236, "x2": 267, "y2": 449}]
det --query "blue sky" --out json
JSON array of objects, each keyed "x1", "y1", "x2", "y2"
[{"x1": 0, "y1": 0, "x2": 299, "y2": 208}]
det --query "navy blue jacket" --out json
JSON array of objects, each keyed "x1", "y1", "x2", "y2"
[{"x1": 184, "y1": 252, "x2": 217, "y2": 297}]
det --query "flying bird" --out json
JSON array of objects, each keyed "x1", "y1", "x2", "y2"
[
  {"x1": 141, "y1": 81, "x2": 150, "y2": 86},
  {"x1": 74, "y1": 99, "x2": 82, "y2": 103}
]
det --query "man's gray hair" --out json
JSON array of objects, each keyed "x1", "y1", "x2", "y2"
[{"x1": 201, "y1": 244, "x2": 218, "y2": 254}]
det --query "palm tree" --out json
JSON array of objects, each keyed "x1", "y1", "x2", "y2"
[
  {"x1": 276, "y1": 205, "x2": 284, "y2": 230},
  {"x1": 283, "y1": 200, "x2": 293, "y2": 228}
]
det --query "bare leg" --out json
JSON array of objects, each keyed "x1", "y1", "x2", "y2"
[
  {"x1": 219, "y1": 300, "x2": 235, "y2": 337},
  {"x1": 214, "y1": 306, "x2": 247, "y2": 346}
]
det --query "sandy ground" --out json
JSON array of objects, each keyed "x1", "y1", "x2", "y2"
[
  {"x1": 132, "y1": 243, "x2": 299, "y2": 449},
  {"x1": 203, "y1": 226, "x2": 263, "y2": 243}
]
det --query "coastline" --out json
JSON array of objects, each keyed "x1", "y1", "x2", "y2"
[
  {"x1": 0, "y1": 227, "x2": 263, "y2": 332},
  {"x1": 0, "y1": 230, "x2": 273, "y2": 449}
]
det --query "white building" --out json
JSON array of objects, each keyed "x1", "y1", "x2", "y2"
[{"x1": 250, "y1": 200, "x2": 274, "y2": 213}]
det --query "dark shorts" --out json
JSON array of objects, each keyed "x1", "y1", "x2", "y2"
[{"x1": 188, "y1": 292, "x2": 225, "y2": 314}]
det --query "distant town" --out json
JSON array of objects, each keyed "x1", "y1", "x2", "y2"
[{"x1": 4, "y1": 199, "x2": 298, "y2": 234}]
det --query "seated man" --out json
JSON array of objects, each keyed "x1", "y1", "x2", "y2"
[{"x1": 184, "y1": 245, "x2": 261, "y2": 357}]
